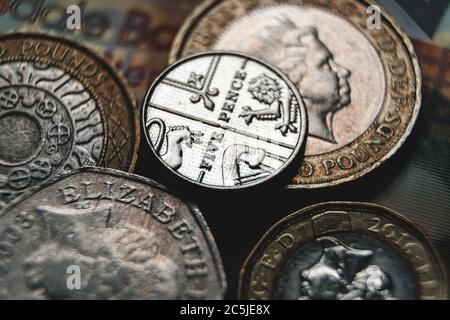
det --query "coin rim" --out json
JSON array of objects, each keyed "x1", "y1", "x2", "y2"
[
  {"x1": 168, "y1": 0, "x2": 423, "y2": 189},
  {"x1": 0, "y1": 31, "x2": 141, "y2": 173},
  {"x1": 1, "y1": 166, "x2": 227, "y2": 299},
  {"x1": 142, "y1": 51, "x2": 308, "y2": 190},
  {"x1": 238, "y1": 201, "x2": 448, "y2": 299}
]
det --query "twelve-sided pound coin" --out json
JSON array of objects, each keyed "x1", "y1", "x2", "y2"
[
  {"x1": 0, "y1": 33, "x2": 140, "y2": 211},
  {"x1": 143, "y1": 52, "x2": 307, "y2": 189},
  {"x1": 239, "y1": 202, "x2": 447, "y2": 300},
  {"x1": 170, "y1": 0, "x2": 422, "y2": 188},
  {"x1": 0, "y1": 167, "x2": 226, "y2": 299}
]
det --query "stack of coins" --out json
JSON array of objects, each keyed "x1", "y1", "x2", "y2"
[{"x1": 0, "y1": 0, "x2": 447, "y2": 300}]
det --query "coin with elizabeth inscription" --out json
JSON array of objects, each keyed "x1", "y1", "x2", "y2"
[
  {"x1": 142, "y1": 52, "x2": 307, "y2": 189},
  {"x1": 0, "y1": 33, "x2": 140, "y2": 211},
  {"x1": 239, "y1": 202, "x2": 447, "y2": 300},
  {"x1": 0, "y1": 167, "x2": 226, "y2": 299},
  {"x1": 170, "y1": 0, "x2": 422, "y2": 188}
]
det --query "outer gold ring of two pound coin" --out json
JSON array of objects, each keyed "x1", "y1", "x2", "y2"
[{"x1": 0, "y1": 32, "x2": 140, "y2": 210}]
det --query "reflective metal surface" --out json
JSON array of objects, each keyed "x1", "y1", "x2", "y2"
[
  {"x1": 170, "y1": 0, "x2": 422, "y2": 188},
  {"x1": 143, "y1": 52, "x2": 307, "y2": 189},
  {"x1": 0, "y1": 167, "x2": 226, "y2": 299},
  {"x1": 0, "y1": 33, "x2": 140, "y2": 211},
  {"x1": 239, "y1": 202, "x2": 447, "y2": 300}
]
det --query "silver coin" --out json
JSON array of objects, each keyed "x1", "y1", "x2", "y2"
[
  {"x1": 142, "y1": 52, "x2": 307, "y2": 189},
  {"x1": 0, "y1": 167, "x2": 226, "y2": 299}
]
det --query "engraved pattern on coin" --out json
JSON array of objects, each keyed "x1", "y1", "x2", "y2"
[
  {"x1": 214, "y1": 11, "x2": 368, "y2": 152},
  {"x1": 170, "y1": 0, "x2": 421, "y2": 188},
  {"x1": 0, "y1": 33, "x2": 139, "y2": 210},
  {"x1": 0, "y1": 62, "x2": 100, "y2": 194},
  {"x1": 143, "y1": 52, "x2": 307, "y2": 189},
  {"x1": 294, "y1": 236, "x2": 395, "y2": 300},
  {"x1": 24, "y1": 207, "x2": 179, "y2": 300},
  {"x1": 239, "y1": 203, "x2": 447, "y2": 300},
  {"x1": 0, "y1": 168, "x2": 226, "y2": 299},
  {"x1": 241, "y1": 73, "x2": 298, "y2": 136}
]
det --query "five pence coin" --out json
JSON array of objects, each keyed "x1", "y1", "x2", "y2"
[{"x1": 143, "y1": 52, "x2": 307, "y2": 189}]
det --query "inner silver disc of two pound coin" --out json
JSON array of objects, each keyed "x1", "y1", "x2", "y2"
[{"x1": 143, "y1": 52, "x2": 307, "y2": 189}]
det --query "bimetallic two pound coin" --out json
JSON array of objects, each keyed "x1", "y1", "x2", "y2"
[
  {"x1": 170, "y1": 0, "x2": 421, "y2": 188},
  {"x1": 0, "y1": 33, "x2": 140, "y2": 211},
  {"x1": 0, "y1": 167, "x2": 226, "y2": 299},
  {"x1": 239, "y1": 202, "x2": 447, "y2": 300},
  {"x1": 143, "y1": 52, "x2": 307, "y2": 189}
]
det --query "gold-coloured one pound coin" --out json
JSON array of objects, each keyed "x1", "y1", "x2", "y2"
[{"x1": 239, "y1": 202, "x2": 447, "y2": 300}]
